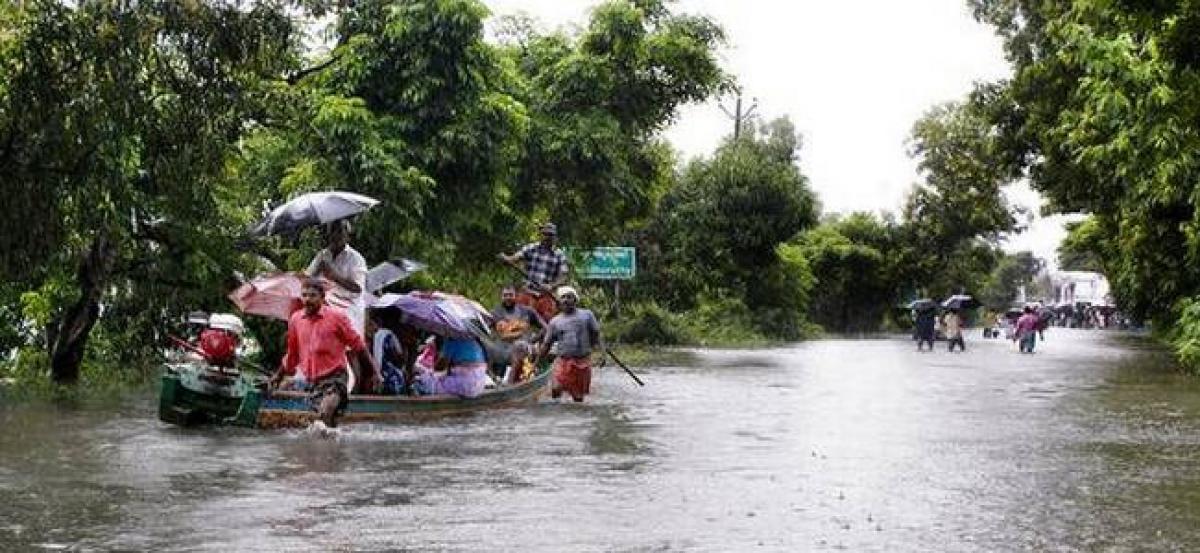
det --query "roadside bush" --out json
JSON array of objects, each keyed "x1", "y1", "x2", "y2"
[
  {"x1": 1167, "y1": 297, "x2": 1200, "y2": 374},
  {"x1": 606, "y1": 302, "x2": 692, "y2": 345}
]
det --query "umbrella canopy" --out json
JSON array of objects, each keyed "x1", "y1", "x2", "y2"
[
  {"x1": 365, "y1": 258, "x2": 428, "y2": 293},
  {"x1": 907, "y1": 298, "x2": 938, "y2": 311},
  {"x1": 228, "y1": 272, "x2": 354, "y2": 321},
  {"x1": 942, "y1": 294, "x2": 981, "y2": 310},
  {"x1": 372, "y1": 291, "x2": 492, "y2": 339},
  {"x1": 1037, "y1": 307, "x2": 1056, "y2": 321},
  {"x1": 250, "y1": 191, "x2": 379, "y2": 236}
]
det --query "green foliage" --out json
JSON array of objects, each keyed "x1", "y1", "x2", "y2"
[
  {"x1": 1057, "y1": 217, "x2": 1107, "y2": 273},
  {"x1": 1167, "y1": 297, "x2": 1200, "y2": 375},
  {"x1": 641, "y1": 116, "x2": 818, "y2": 338},
  {"x1": 979, "y1": 251, "x2": 1044, "y2": 309},
  {"x1": 973, "y1": 0, "x2": 1200, "y2": 332},
  {"x1": 794, "y1": 216, "x2": 892, "y2": 333},
  {"x1": 0, "y1": 0, "x2": 731, "y2": 384}
]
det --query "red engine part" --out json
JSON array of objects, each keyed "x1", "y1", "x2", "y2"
[{"x1": 198, "y1": 328, "x2": 239, "y2": 367}]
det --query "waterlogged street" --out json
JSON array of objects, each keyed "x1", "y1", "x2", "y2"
[{"x1": 2, "y1": 329, "x2": 1200, "y2": 551}]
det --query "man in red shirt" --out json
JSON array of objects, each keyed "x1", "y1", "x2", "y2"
[{"x1": 270, "y1": 278, "x2": 375, "y2": 427}]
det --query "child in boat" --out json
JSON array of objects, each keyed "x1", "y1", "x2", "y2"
[{"x1": 409, "y1": 336, "x2": 439, "y2": 396}]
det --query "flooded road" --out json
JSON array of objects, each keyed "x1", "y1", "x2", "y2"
[{"x1": 2, "y1": 329, "x2": 1200, "y2": 551}]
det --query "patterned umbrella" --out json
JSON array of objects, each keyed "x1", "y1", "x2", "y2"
[
  {"x1": 228, "y1": 272, "x2": 354, "y2": 321},
  {"x1": 371, "y1": 291, "x2": 492, "y2": 339}
]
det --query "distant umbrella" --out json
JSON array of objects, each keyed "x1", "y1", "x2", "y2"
[
  {"x1": 907, "y1": 298, "x2": 938, "y2": 311},
  {"x1": 365, "y1": 258, "x2": 428, "y2": 293},
  {"x1": 941, "y1": 294, "x2": 981, "y2": 310},
  {"x1": 250, "y1": 191, "x2": 379, "y2": 236},
  {"x1": 1037, "y1": 307, "x2": 1056, "y2": 321}
]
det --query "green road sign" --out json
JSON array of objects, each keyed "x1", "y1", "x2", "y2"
[{"x1": 573, "y1": 247, "x2": 636, "y2": 280}]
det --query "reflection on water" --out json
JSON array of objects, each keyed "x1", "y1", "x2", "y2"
[{"x1": 1, "y1": 330, "x2": 1199, "y2": 551}]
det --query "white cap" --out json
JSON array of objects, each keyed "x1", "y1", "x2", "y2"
[
  {"x1": 556, "y1": 286, "x2": 578, "y2": 300},
  {"x1": 208, "y1": 313, "x2": 245, "y2": 335}
]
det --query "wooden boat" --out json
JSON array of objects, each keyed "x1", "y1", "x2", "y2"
[{"x1": 159, "y1": 360, "x2": 553, "y2": 429}]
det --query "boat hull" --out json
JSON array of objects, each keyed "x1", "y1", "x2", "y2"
[{"x1": 159, "y1": 362, "x2": 552, "y2": 429}]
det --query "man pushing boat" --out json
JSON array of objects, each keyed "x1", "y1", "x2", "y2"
[
  {"x1": 269, "y1": 278, "x2": 376, "y2": 427},
  {"x1": 498, "y1": 222, "x2": 569, "y2": 322},
  {"x1": 536, "y1": 286, "x2": 603, "y2": 402}
]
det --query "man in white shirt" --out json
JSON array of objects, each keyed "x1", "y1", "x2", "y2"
[{"x1": 306, "y1": 219, "x2": 368, "y2": 338}]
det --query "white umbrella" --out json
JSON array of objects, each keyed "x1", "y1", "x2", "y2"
[
  {"x1": 251, "y1": 191, "x2": 379, "y2": 236},
  {"x1": 365, "y1": 258, "x2": 427, "y2": 293}
]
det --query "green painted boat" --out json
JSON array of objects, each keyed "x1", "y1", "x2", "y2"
[{"x1": 159, "y1": 361, "x2": 553, "y2": 429}]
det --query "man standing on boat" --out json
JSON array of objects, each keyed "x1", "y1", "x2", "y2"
[
  {"x1": 537, "y1": 286, "x2": 602, "y2": 402},
  {"x1": 498, "y1": 222, "x2": 569, "y2": 322},
  {"x1": 306, "y1": 219, "x2": 368, "y2": 338},
  {"x1": 270, "y1": 278, "x2": 376, "y2": 427}
]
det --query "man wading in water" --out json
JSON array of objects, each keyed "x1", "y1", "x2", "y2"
[
  {"x1": 270, "y1": 278, "x2": 375, "y2": 427},
  {"x1": 537, "y1": 286, "x2": 602, "y2": 402}
]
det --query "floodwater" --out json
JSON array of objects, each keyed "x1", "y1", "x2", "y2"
[{"x1": 2, "y1": 329, "x2": 1200, "y2": 552}]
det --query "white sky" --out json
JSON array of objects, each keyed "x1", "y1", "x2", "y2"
[{"x1": 483, "y1": 0, "x2": 1070, "y2": 267}]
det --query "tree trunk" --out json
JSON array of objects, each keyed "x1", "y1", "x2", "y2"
[{"x1": 50, "y1": 232, "x2": 116, "y2": 384}]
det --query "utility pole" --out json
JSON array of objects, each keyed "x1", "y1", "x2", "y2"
[{"x1": 720, "y1": 91, "x2": 758, "y2": 140}]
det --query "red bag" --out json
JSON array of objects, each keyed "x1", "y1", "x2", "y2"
[{"x1": 199, "y1": 328, "x2": 238, "y2": 366}]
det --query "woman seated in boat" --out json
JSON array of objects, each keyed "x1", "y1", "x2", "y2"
[
  {"x1": 366, "y1": 310, "x2": 408, "y2": 395},
  {"x1": 435, "y1": 335, "x2": 489, "y2": 398}
]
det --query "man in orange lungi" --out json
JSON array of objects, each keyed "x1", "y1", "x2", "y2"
[{"x1": 536, "y1": 286, "x2": 602, "y2": 402}]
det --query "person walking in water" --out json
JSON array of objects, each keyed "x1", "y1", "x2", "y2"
[
  {"x1": 943, "y1": 308, "x2": 965, "y2": 352},
  {"x1": 537, "y1": 286, "x2": 602, "y2": 402},
  {"x1": 915, "y1": 308, "x2": 937, "y2": 352},
  {"x1": 1014, "y1": 306, "x2": 1040, "y2": 353},
  {"x1": 270, "y1": 278, "x2": 376, "y2": 427}
]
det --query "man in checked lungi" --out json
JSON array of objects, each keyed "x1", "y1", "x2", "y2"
[
  {"x1": 536, "y1": 286, "x2": 603, "y2": 403},
  {"x1": 498, "y1": 222, "x2": 569, "y2": 322}
]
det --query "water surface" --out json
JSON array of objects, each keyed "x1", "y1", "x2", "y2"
[{"x1": 2, "y1": 329, "x2": 1199, "y2": 551}]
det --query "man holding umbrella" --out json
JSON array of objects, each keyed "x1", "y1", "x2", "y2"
[
  {"x1": 306, "y1": 219, "x2": 368, "y2": 337},
  {"x1": 498, "y1": 222, "x2": 569, "y2": 322}
]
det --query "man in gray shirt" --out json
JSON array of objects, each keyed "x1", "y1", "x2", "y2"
[{"x1": 537, "y1": 286, "x2": 602, "y2": 402}]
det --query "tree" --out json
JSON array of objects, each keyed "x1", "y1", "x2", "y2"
[
  {"x1": 979, "y1": 251, "x2": 1045, "y2": 309},
  {"x1": 503, "y1": 0, "x2": 728, "y2": 247},
  {"x1": 971, "y1": 0, "x2": 1200, "y2": 325},
  {"x1": 648, "y1": 116, "x2": 819, "y2": 337},
  {"x1": 795, "y1": 214, "x2": 892, "y2": 333},
  {"x1": 1057, "y1": 217, "x2": 1106, "y2": 273},
  {"x1": 0, "y1": 1, "x2": 303, "y2": 382}
]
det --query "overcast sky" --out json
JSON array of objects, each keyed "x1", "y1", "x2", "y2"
[{"x1": 483, "y1": 0, "x2": 1072, "y2": 267}]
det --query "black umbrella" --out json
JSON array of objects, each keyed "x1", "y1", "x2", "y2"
[
  {"x1": 250, "y1": 191, "x2": 379, "y2": 236},
  {"x1": 942, "y1": 294, "x2": 981, "y2": 310},
  {"x1": 366, "y1": 258, "x2": 428, "y2": 293}
]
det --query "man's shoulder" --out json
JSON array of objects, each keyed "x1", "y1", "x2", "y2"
[{"x1": 343, "y1": 245, "x2": 367, "y2": 264}]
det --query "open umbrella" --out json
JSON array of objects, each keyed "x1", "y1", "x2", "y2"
[
  {"x1": 942, "y1": 294, "x2": 981, "y2": 310},
  {"x1": 250, "y1": 191, "x2": 379, "y2": 236},
  {"x1": 372, "y1": 291, "x2": 492, "y2": 339},
  {"x1": 365, "y1": 258, "x2": 428, "y2": 293},
  {"x1": 907, "y1": 298, "x2": 938, "y2": 311},
  {"x1": 1037, "y1": 306, "x2": 1056, "y2": 321},
  {"x1": 228, "y1": 272, "x2": 354, "y2": 321}
]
